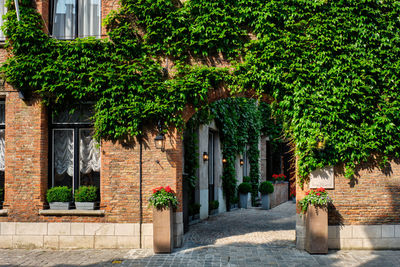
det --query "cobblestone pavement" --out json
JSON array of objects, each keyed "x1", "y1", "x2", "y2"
[
  {"x1": 1, "y1": 202, "x2": 400, "y2": 266},
  {"x1": 184, "y1": 201, "x2": 296, "y2": 247}
]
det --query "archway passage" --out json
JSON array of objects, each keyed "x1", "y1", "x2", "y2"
[{"x1": 179, "y1": 97, "x2": 296, "y2": 247}]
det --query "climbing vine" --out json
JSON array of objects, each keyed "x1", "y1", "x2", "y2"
[
  {"x1": 2, "y1": 0, "x2": 400, "y2": 186},
  {"x1": 184, "y1": 98, "x2": 273, "y2": 206}
]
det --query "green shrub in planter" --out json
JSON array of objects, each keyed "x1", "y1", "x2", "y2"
[
  {"x1": 238, "y1": 182, "x2": 252, "y2": 194},
  {"x1": 193, "y1": 203, "x2": 201, "y2": 214},
  {"x1": 259, "y1": 181, "x2": 274, "y2": 195},
  {"x1": 46, "y1": 186, "x2": 72, "y2": 203},
  {"x1": 189, "y1": 203, "x2": 201, "y2": 217},
  {"x1": 243, "y1": 176, "x2": 251, "y2": 183},
  {"x1": 209, "y1": 200, "x2": 219, "y2": 210},
  {"x1": 74, "y1": 186, "x2": 98, "y2": 202}
]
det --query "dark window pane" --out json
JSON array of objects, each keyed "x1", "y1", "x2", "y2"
[
  {"x1": 52, "y1": 104, "x2": 94, "y2": 124},
  {"x1": 0, "y1": 101, "x2": 4, "y2": 125},
  {"x1": 53, "y1": 0, "x2": 76, "y2": 39}
]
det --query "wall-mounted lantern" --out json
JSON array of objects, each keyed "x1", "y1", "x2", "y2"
[
  {"x1": 240, "y1": 159, "x2": 244, "y2": 166},
  {"x1": 316, "y1": 122, "x2": 326, "y2": 150},
  {"x1": 203, "y1": 152, "x2": 209, "y2": 161},
  {"x1": 222, "y1": 158, "x2": 227, "y2": 164},
  {"x1": 154, "y1": 121, "x2": 165, "y2": 151}
]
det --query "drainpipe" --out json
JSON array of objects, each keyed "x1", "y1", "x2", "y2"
[
  {"x1": 14, "y1": 0, "x2": 20, "y2": 22},
  {"x1": 139, "y1": 138, "x2": 143, "y2": 248}
]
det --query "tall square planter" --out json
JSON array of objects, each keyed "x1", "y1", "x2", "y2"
[
  {"x1": 153, "y1": 207, "x2": 173, "y2": 253},
  {"x1": 305, "y1": 205, "x2": 328, "y2": 254}
]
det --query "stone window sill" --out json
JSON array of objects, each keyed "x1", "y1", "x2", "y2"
[
  {"x1": 0, "y1": 209, "x2": 8, "y2": 216},
  {"x1": 39, "y1": 210, "x2": 105, "y2": 216}
]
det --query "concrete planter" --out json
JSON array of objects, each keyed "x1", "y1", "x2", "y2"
[
  {"x1": 153, "y1": 207, "x2": 173, "y2": 253},
  {"x1": 261, "y1": 194, "x2": 270, "y2": 210},
  {"x1": 305, "y1": 205, "x2": 328, "y2": 254},
  {"x1": 75, "y1": 202, "x2": 96, "y2": 210},
  {"x1": 49, "y1": 202, "x2": 71, "y2": 210},
  {"x1": 209, "y1": 209, "x2": 218, "y2": 216},
  {"x1": 239, "y1": 193, "x2": 248, "y2": 209}
]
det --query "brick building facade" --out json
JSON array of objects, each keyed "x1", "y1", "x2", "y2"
[{"x1": 0, "y1": 0, "x2": 399, "y2": 250}]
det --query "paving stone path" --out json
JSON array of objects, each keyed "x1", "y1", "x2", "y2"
[
  {"x1": 184, "y1": 201, "x2": 296, "y2": 247},
  {"x1": 1, "y1": 202, "x2": 400, "y2": 266}
]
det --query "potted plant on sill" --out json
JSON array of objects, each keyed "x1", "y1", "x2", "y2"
[
  {"x1": 299, "y1": 187, "x2": 332, "y2": 254},
  {"x1": 290, "y1": 188, "x2": 296, "y2": 203},
  {"x1": 46, "y1": 186, "x2": 72, "y2": 210},
  {"x1": 74, "y1": 186, "x2": 98, "y2": 210},
  {"x1": 272, "y1": 173, "x2": 286, "y2": 183},
  {"x1": 149, "y1": 186, "x2": 178, "y2": 254},
  {"x1": 230, "y1": 196, "x2": 239, "y2": 210},
  {"x1": 189, "y1": 203, "x2": 201, "y2": 221},
  {"x1": 238, "y1": 182, "x2": 252, "y2": 209},
  {"x1": 0, "y1": 186, "x2": 3, "y2": 209},
  {"x1": 209, "y1": 200, "x2": 219, "y2": 216},
  {"x1": 259, "y1": 181, "x2": 274, "y2": 210}
]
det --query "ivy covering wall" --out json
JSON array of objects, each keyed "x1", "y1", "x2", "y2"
[
  {"x1": 2, "y1": 0, "x2": 400, "y2": 185},
  {"x1": 184, "y1": 99, "x2": 281, "y2": 207}
]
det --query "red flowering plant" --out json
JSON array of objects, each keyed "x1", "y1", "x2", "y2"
[
  {"x1": 149, "y1": 186, "x2": 178, "y2": 210},
  {"x1": 298, "y1": 187, "x2": 331, "y2": 214},
  {"x1": 290, "y1": 187, "x2": 296, "y2": 198},
  {"x1": 272, "y1": 173, "x2": 286, "y2": 183}
]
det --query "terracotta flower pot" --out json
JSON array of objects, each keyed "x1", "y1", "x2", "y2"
[
  {"x1": 153, "y1": 207, "x2": 173, "y2": 253},
  {"x1": 305, "y1": 205, "x2": 328, "y2": 254}
]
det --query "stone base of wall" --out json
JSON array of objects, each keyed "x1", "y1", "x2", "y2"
[
  {"x1": 328, "y1": 225, "x2": 400, "y2": 249},
  {"x1": 270, "y1": 182, "x2": 289, "y2": 208},
  {"x1": 296, "y1": 213, "x2": 400, "y2": 250},
  {"x1": 0, "y1": 214, "x2": 184, "y2": 250},
  {"x1": 0, "y1": 222, "x2": 153, "y2": 249}
]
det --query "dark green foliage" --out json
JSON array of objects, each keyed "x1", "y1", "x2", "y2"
[
  {"x1": 211, "y1": 98, "x2": 262, "y2": 205},
  {"x1": 238, "y1": 182, "x2": 252, "y2": 194},
  {"x1": 0, "y1": 187, "x2": 3, "y2": 201},
  {"x1": 3, "y1": 0, "x2": 400, "y2": 186},
  {"x1": 46, "y1": 186, "x2": 72, "y2": 203},
  {"x1": 74, "y1": 186, "x2": 98, "y2": 202},
  {"x1": 259, "y1": 181, "x2": 274, "y2": 195},
  {"x1": 189, "y1": 203, "x2": 201, "y2": 216},
  {"x1": 243, "y1": 176, "x2": 251, "y2": 183},
  {"x1": 209, "y1": 200, "x2": 219, "y2": 210}
]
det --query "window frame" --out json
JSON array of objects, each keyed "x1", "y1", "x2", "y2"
[
  {"x1": 0, "y1": 0, "x2": 7, "y2": 42},
  {"x1": 49, "y1": 0, "x2": 102, "y2": 40},
  {"x1": 0, "y1": 100, "x2": 5, "y2": 196},
  {"x1": 49, "y1": 106, "x2": 100, "y2": 193}
]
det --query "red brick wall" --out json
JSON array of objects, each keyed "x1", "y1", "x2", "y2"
[
  {"x1": 100, "y1": 130, "x2": 183, "y2": 223},
  {"x1": 297, "y1": 160, "x2": 400, "y2": 225},
  {"x1": 2, "y1": 93, "x2": 48, "y2": 222},
  {"x1": 0, "y1": 0, "x2": 184, "y2": 224}
]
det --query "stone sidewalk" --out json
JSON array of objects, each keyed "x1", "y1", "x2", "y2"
[{"x1": 0, "y1": 202, "x2": 399, "y2": 266}]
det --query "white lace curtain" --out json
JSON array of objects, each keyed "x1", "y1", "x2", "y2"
[
  {"x1": 0, "y1": 130, "x2": 4, "y2": 172},
  {"x1": 54, "y1": 130, "x2": 74, "y2": 176},
  {"x1": 53, "y1": 129, "x2": 100, "y2": 176},
  {"x1": 53, "y1": 0, "x2": 101, "y2": 39},
  {"x1": 79, "y1": 129, "x2": 100, "y2": 174}
]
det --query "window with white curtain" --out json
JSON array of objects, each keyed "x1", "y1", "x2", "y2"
[
  {"x1": 52, "y1": 0, "x2": 101, "y2": 39},
  {"x1": 0, "y1": 100, "x2": 5, "y2": 193},
  {"x1": 51, "y1": 104, "x2": 100, "y2": 191},
  {"x1": 0, "y1": 0, "x2": 7, "y2": 41}
]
